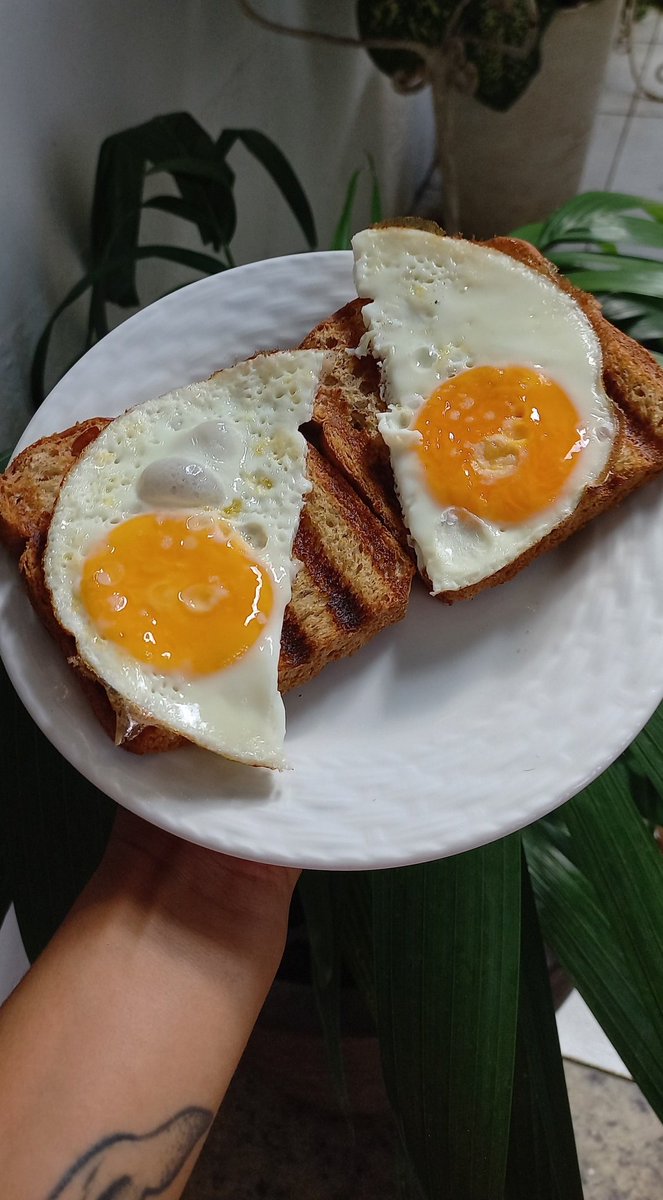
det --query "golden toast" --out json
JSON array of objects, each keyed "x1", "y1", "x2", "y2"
[
  {"x1": 0, "y1": 416, "x2": 414, "y2": 753},
  {"x1": 301, "y1": 229, "x2": 663, "y2": 601}
]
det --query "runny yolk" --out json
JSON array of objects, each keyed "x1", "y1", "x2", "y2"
[
  {"x1": 80, "y1": 513, "x2": 273, "y2": 676},
  {"x1": 414, "y1": 365, "x2": 587, "y2": 524}
]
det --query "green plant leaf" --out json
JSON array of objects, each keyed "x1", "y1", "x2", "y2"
[
  {"x1": 218, "y1": 129, "x2": 316, "y2": 248},
  {"x1": 552, "y1": 248, "x2": 663, "y2": 273},
  {"x1": 627, "y1": 701, "x2": 663, "y2": 795},
  {"x1": 297, "y1": 871, "x2": 348, "y2": 1112},
  {"x1": 524, "y1": 776, "x2": 663, "y2": 1119},
  {"x1": 509, "y1": 220, "x2": 546, "y2": 245},
  {"x1": 334, "y1": 871, "x2": 377, "y2": 1018},
  {"x1": 505, "y1": 863, "x2": 582, "y2": 1200},
  {"x1": 145, "y1": 156, "x2": 235, "y2": 185},
  {"x1": 558, "y1": 264, "x2": 663, "y2": 300},
  {"x1": 0, "y1": 447, "x2": 11, "y2": 472},
  {"x1": 368, "y1": 154, "x2": 383, "y2": 224},
  {"x1": 1, "y1": 662, "x2": 115, "y2": 961},
  {"x1": 565, "y1": 766, "x2": 663, "y2": 1021},
  {"x1": 586, "y1": 214, "x2": 663, "y2": 250},
  {"x1": 643, "y1": 200, "x2": 663, "y2": 224},
  {"x1": 143, "y1": 194, "x2": 236, "y2": 253},
  {"x1": 331, "y1": 169, "x2": 361, "y2": 252},
  {"x1": 90, "y1": 130, "x2": 146, "y2": 306},
  {"x1": 537, "y1": 192, "x2": 652, "y2": 247},
  {"x1": 31, "y1": 243, "x2": 227, "y2": 405},
  {"x1": 624, "y1": 759, "x2": 663, "y2": 831},
  {"x1": 31, "y1": 272, "x2": 102, "y2": 407},
  {"x1": 130, "y1": 113, "x2": 231, "y2": 250},
  {"x1": 90, "y1": 113, "x2": 234, "y2": 307},
  {"x1": 371, "y1": 836, "x2": 522, "y2": 1200}
]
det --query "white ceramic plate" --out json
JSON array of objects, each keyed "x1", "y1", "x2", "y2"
[{"x1": 1, "y1": 252, "x2": 663, "y2": 869}]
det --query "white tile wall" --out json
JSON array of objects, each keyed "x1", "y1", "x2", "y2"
[{"x1": 581, "y1": 10, "x2": 663, "y2": 193}]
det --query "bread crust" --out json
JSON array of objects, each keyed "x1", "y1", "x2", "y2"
[{"x1": 0, "y1": 419, "x2": 111, "y2": 553}]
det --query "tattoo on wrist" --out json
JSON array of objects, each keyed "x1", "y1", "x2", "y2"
[{"x1": 46, "y1": 1106, "x2": 213, "y2": 1199}]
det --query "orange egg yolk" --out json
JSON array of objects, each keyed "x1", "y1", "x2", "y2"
[
  {"x1": 415, "y1": 365, "x2": 586, "y2": 524},
  {"x1": 80, "y1": 513, "x2": 273, "y2": 676}
]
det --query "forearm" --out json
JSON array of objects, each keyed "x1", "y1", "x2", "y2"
[{"x1": 0, "y1": 817, "x2": 295, "y2": 1200}]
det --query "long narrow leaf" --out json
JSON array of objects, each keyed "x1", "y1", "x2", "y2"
[
  {"x1": 584, "y1": 214, "x2": 663, "y2": 250},
  {"x1": 538, "y1": 192, "x2": 650, "y2": 246},
  {"x1": 223, "y1": 129, "x2": 316, "y2": 247},
  {"x1": 145, "y1": 156, "x2": 235, "y2": 186},
  {"x1": 552, "y1": 249, "x2": 663, "y2": 273},
  {"x1": 509, "y1": 220, "x2": 545, "y2": 245},
  {"x1": 505, "y1": 864, "x2": 582, "y2": 1200},
  {"x1": 297, "y1": 871, "x2": 348, "y2": 1112},
  {"x1": 142, "y1": 194, "x2": 235, "y2": 251},
  {"x1": 563, "y1": 767, "x2": 663, "y2": 1024},
  {"x1": 334, "y1": 871, "x2": 377, "y2": 1018},
  {"x1": 599, "y1": 293, "x2": 661, "y2": 322},
  {"x1": 31, "y1": 243, "x2": 227, "y2": 404},
  {"x1": 135, "y1": 113, "x2": 231, "y2": 250},
  {"x1": 90, "y1": 131, "x2": 145, "y2": 306},
  {"x1": 563, "y1": 267, "x2": 663, "y2": 299},
  {"x1": 524, "y1": 805, "x2": 663, "y2": 1118},
  {"x1": 92, "y1": 114, "x2": 235, "y2": 305},
  {"x1": 331, "y1": 170, "x2": 361, "y2": 252},
  {"x1": 372, "y1": 837, "x2": 522, "y2": 1200},
  {"x1": 31, "y1": 273, "x2": 102, "y2": 406},
  {"x1": 627, "y1": 701, "x2": 663, "y2": 794},
  {"x1": 368, "y1": 154, "x2": 383, "y2": 224}
]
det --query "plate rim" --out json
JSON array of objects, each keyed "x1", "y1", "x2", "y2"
[{"x1": 1, "y1": 248, "x2": 663, "y2": 869}]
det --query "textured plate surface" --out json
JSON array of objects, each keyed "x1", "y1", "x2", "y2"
[{"x1": 1, "y1": 251, "x2": 663, "y2": 869}]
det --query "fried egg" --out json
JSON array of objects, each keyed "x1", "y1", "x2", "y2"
[
  {"x1": 44, "y1": 350, "x2": 327, "y2": 767},
  {"x1": 352, "y1": 226, "x2": 618, "y2": 593}
]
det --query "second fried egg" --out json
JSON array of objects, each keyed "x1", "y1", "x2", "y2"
[{"x1": 352, "y1": 226, "x2": 618, "y2": 594}]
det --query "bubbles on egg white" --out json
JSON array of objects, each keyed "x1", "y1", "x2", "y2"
[
  {"x1": 187, "y1": 419, "x2": 242, "y2": 466},
  {"x1": 137, "y1": 458, "x2": 225, "y2": 507},
  {"x1": 240, "y1": 521, "x2": 269, "y2": 551}
]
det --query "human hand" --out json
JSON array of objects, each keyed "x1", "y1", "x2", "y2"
[{"x1": 90, "y1": 806, "x2": 301, "y2": 977}]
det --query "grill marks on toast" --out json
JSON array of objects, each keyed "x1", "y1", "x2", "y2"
[
  {"x1": 300, "y1": 300, "x2": 410, "y2": 550},
  {"x1": 278, "y1": 444, "x2": 413, "y2": 693},
  {"x1": 296, "y1": 509, "x2": 368, "y2": 633}
]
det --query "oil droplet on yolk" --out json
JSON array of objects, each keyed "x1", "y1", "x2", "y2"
[
  {"x1": 415, "y1": 365, "x2": 586, "y2": 523},
  {"x1": 80, "y1": 513, "x2": 273, "y2": 675}
]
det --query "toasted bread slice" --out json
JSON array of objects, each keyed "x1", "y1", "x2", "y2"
[
  {"x1": 302, "y1": 225, "x2": 663, "y2": 602},
  {"x1": 279, "y1": 443, "x2": 414, "y2": 692},
  {"x1": 0, "y1": 418, "x2": 111, "y2": 553},
  {"x1": 300, "y1": 300, "x2": 408, "y2": 551},
  {"x1": 2, "y1": 416, "x2": 413, "y2": 753}
]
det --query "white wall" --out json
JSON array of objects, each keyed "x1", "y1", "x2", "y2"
[{"x1": 0, "y1": 0, "x2": 435, "y2": 448}]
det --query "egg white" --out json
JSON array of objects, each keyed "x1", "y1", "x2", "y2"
[
  {"x1": 44, "y1": 350, "x2": 327, "y2": 767},
  {"x1": 352, "y1": 226, "x2": 618, "y2": 593}
]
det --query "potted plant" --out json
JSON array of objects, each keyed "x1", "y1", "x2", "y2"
[
  {"x1": 238, "y1": 0, "x2": 623, "y2": 236},
  {"x1": 2, "y1": 113, "x2": 663, "y2": 1197}
]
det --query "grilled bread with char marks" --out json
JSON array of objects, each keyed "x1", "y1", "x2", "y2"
[
  {"x1": 0, "y1": 413, "x2": 414, "y2": 753},
  {"x1": 301, "y1": 227, "x2": 663, "y2": 602}
]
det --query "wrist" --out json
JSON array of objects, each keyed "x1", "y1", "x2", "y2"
[{"x1": 81, "y1": 810, "x2": 297, "y2": 978}]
